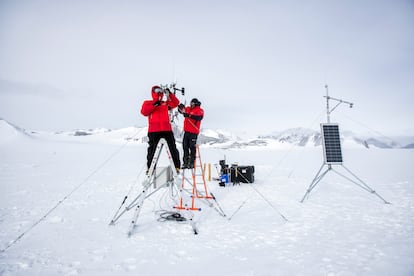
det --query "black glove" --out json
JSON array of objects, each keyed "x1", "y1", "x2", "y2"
[
  {"x1": 153, "y1": 100, "x2": 161, "y2": 107},
  {"x1": 183, "y1": 113, "x2": 190, "y2": 118}
]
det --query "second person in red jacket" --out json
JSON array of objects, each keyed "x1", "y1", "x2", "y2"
[{"x1": 178, "y1": 98, "x2": 204, "y2": 169}]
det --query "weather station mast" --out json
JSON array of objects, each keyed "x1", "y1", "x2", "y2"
[{"x1": 300, "y1": 85, "x2": 389, "y2": 204}]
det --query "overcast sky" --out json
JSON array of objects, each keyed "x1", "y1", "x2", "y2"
[{"x1": 0, "y1": 0, "x2": 413, "y2": 135}]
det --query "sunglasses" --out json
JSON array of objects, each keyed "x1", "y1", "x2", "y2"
[{"x1": 154, "y1": 87, "x2": 163, "y2": 93}]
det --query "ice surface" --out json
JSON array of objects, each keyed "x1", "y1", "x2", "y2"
[{"x1": 1, "y1": 121, "x2": 413, "y2": 276}]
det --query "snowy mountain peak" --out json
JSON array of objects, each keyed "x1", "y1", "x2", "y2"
[
  {"x1": 0, "y1": 118, "x2": 31, "y2": 143},
  {"x1": 259, "y1": 128, "x2": 321, "y2": 147}
]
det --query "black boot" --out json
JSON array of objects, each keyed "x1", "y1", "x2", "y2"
[
  {"x1": 188, "y1": 158, "x2": 195, "y2": 169},
  {"x1": 181, "y1": 157, "x2": 190, "y2": 169}
]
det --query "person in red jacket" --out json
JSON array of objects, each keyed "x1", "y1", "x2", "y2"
[
  {"x1": 178, "y1": 98, "x2": 204, "y2": 169},
  {"x1": 141, "y1": 85, "x2": 181, "y2": 173}
]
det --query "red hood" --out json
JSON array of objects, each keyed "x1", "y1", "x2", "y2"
[{"x1": 151, "y1": 85, "x2": 162, "y2": 100}]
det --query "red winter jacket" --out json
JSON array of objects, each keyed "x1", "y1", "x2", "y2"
[
  {"x1": 141, "y1": 86, "x2": 180, "y2": 133},
  {"x1": 183, "y1": 105, "x2": 204, "y2": 134}
]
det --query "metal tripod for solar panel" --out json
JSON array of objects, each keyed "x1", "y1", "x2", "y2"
[{"x1": 300, "y1": 85, "x2": 389, "y2": 204}]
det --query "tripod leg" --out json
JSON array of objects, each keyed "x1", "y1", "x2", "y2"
[
  {"x1": 110, "y1": 172, "x2": 156, "y2": 226},
  {"x1": 147, "y1": 141, "x2": 165, "y2": 176},
  {"x1": 184, "y1": 207, "x2": 199, "y2": 235},
  {"x1": 169, "y1": 176, "x2": 199, "y2": 234},
  {"x1": 127, "y1": 180, "x2": 152, "y2": 237},
  {"x1": 300, "y1": 164, "x2": 330, "y2": 203},
  {"x1": 109, "y1": 195, "x2": 129, "y2": 225},
  {"x1": 334, "y1": 165, "x2": 390, "y2": 204},
  {"x1": 209, "y1": 192, "x2": 227, "y2": 217}
]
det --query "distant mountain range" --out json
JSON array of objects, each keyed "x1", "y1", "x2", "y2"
[
  {"x1": 198, "y1": 127, "x2": 409, "y2": 149},
  {"x1": 1, "y1": 118, "x2": 413, "y2": 149}
]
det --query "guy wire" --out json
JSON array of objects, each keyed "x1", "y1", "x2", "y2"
[
  {"x1": 1, "y1": 128, "x2": 143, "y2": 254},
  {"x1": 341, "y1": 113, "x2": 401, "y2": 147},
  {"x1": 225, "y1": 109, "x2": 325, "y2": 221},
  {"x1": 286, "y1": 110, "x2": 325, "y2": 178}
]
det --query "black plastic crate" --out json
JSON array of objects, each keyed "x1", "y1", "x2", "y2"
[{"x1": 231, "y1": 165, "x2": 255, "y2": 183}]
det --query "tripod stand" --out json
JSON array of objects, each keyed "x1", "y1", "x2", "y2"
[
  {"x1": 109, "y1": 138, "x2": 198, "y2": 236},
  {"x1": 300, "y1": 162, "x2": 390, "y2": 204}
]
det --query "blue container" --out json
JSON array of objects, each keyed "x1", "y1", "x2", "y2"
[{"x1": 220, "y1": 174, "x2": 229, "y2": 183}]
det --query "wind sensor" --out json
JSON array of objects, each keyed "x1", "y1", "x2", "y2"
[{"x1": 300, "y1": 85, "x2": 389, "y2": 204}]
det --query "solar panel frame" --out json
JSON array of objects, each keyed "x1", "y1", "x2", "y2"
[{"x1": 321, "y1": 123, "x2": 343, "y2": 164}]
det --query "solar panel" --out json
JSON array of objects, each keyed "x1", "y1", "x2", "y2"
[{"x1": 321, "y1": 123, "x2": 343, "y2": 164}]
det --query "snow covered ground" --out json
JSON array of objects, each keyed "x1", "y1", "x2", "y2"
[{"x1": 1, "y1": 122, "x2": 414, "y2": 276}]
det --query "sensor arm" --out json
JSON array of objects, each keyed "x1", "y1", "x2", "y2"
[
  {"x1": 324, "y1": 96, "x2": 354, "y2": 114},
  {"x1": 323, "y1": 85, "x2": 353, "y2": 123}
]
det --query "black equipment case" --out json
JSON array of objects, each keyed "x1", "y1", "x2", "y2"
[{"x1": 231, "y1": 165, "x2": 255, "y2": 183}]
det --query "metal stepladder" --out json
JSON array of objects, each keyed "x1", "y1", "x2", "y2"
[
  {"x1": 175, "y1": 145, "x2": 225, "y2": 215},
  {"x1": 109, "y1": 138, "x2": 198, "y2": 236}
]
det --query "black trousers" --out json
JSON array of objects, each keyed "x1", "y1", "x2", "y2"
[
  {"x1": 182, "y1": 132, "x2": 198, "y2": 164},
  {"x1": 147, "y1": 131, "x2": 181, "y2": 170}
]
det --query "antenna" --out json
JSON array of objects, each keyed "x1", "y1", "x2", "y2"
[{"x1": 172, "y1": 57, "x2": 176, "y2": 85}]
